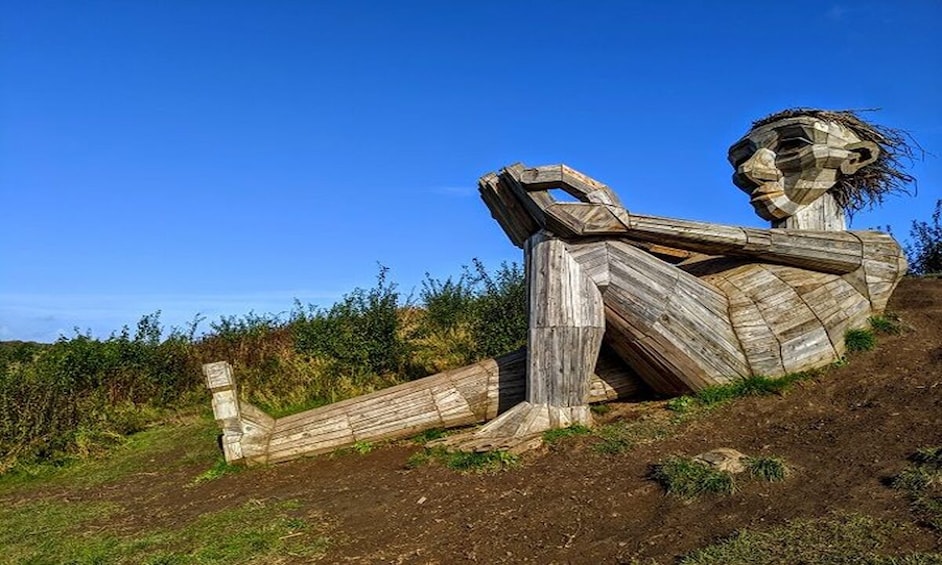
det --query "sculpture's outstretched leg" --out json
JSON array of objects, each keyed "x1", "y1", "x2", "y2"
[{"x1": 440, "y1": 231, "x2": 605, "y2": 452}]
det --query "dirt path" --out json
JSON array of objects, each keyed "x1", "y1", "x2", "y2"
[{"x1": 57, "y1": 278, "x2": 942, "y2": 563}]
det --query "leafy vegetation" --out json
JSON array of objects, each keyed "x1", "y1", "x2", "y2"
[
  {"x1": 0, "y1": 260, "x2": 526, "y2": 473},
  {"x1": 869, "y1": 313, "x2": 903, "y2": 335},
  {"x1": 651, "y1": 454, "x2": 791, "y2": 499},
  {"x1": 906, "y1": 199, "x2": 942, "y2": 276}
]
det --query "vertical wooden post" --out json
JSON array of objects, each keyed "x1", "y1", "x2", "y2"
[{"x1": 526, "y1": 231, "x2": 605, "y2": 427}]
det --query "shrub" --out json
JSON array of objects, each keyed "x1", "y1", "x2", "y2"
[
  {"x1": 906, "y1": 199, "x2": 942, "y2": 275},
  {"x1": 292, "y1": 266, "x2": 405, "y2": 378}
]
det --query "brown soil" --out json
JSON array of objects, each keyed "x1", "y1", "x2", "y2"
[{"x1": 23, "y1": 278, "x2": 942, "y2": 563}]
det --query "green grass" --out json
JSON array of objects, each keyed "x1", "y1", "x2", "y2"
[
  {"x1": 892, "y1": 446, "x2": 942, "y2": 531},
  {"x1": 542, "y1": 424, "x2": 591, "y2": 444},
  {"x1": 0, "y1": 412, "x2": 219, "y2": 495},
  {"x1": 406, "y1": 447, "x2": 519, "y2": 473},
  {"x1": 409, "y1": 427, "x2": 447, "y2": 444},
  {"x1": 845, "y1": 328, "x2": 877, "y2": 352},
  {"x1": 192, "y1": 458, "x2": 244, "y2": 484},
  {"x1": 869, "y1": 313, "x2": 902, "y2": 335},
  {"x1": 651, "y1": 454, "x2": 791, "y2": 499},
  {"x1": 679, "y1": 513, "x2": 942, "y2": 565},
  {"x1": 0, "y1": 497, "x2": 331, "y2": 564},
  {"x1": 666, "y1": 372, "x2": 813, "y2": 415},
  {"x1": 744, "y1": 456, "x2": 789, "y2": 482},
  {"x1": 650, "y1": 457, "x2": 735, "y2": 498}
]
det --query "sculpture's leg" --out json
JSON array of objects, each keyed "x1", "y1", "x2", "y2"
[
  {"x1": 599, "y1": 241, "x2": 751, "y2": 394},
  {"x1": 442, "y1": 231, "x2": 605, "y2": 452}
]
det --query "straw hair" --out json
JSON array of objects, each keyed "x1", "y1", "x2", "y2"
[{"x1": 753, "y1": 108, "x2": 917, "y2": 214}]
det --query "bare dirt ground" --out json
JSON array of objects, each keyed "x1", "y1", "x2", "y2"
[{"x1": 31, "y1": 278, "x2": 942, "y2": 563}]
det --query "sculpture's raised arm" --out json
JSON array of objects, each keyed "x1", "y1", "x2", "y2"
[{"x1": 480, "y1": 163, "x2": 901, "y2": 276}]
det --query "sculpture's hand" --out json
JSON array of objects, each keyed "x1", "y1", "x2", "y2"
[{"x1": 479, "y1": 163, "x2": 633, "y2": 246}]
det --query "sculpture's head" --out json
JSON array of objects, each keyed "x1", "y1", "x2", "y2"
[{"x1": 728, "y1": 109, "x2": 915, "y2": 221}]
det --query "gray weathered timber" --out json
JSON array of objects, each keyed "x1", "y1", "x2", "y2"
[
  {"x1": 207, "y1": 109, "x2": 910, "y2": 461},
  {"x1": 204, "y1": 347, "x2": 646, "y2": 464}
]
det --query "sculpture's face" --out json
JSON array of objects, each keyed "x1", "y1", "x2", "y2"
[{"x1": 728, "y1": 116, "x2": 879, "y2": 220}]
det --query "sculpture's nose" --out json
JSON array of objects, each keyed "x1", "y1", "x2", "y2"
[{"x1": 739, "y1": 148, "x2": 782, "y2": 185}]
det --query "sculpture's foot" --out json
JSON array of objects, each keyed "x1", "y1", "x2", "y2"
[{"x1": 430, "y1": 401, "x2": 592, "y2": 453}]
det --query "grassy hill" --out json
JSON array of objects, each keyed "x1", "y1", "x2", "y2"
[{"x1": 0, "y1": 276, "x2": 940, "y2": 564}]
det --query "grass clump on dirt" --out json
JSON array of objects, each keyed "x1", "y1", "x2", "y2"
[
  {"x1": 869, "y1": 313, "x2": 903, "y2": 335},
  {"x1": 543, "y1": 424, "x2": 592, "y2": 445},
  {"x1": 845, "y1": 328, "x2": 877, "y2": 352},
  {"x1": 651, "y1": 454, "x2": 792, "y2": 499},
  {"x1": 666, "y1": 372, "x2": 813, "y2": 415},
  {"x1": 678, "y1": 513, "x2": 941, "y2": 565},
  {"x1": 892, "y1": 446, "x2": 942, "y2": 531},
  {"x1": 193, "y1": 457, "x2": 244, "y2": 484},
  {"x1": 744, "y1": 456, "x2": 789, "y2": 482},
  {"x1": 407, "y1": 447, "x2": 519, "y2": 473},
  {"x1": 650, "y1": 457, "x2": 735, "y2": 498}
]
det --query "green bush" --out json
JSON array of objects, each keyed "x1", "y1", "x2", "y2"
[
  {"x1": 0, "y1": 313, "x2": 199, "y2": 469},
  {"x1": 906, "y1": 199, "x2": 942, "y2": 276},
  {"x1": 292, "y1": 266, "x2": 405, "y2": 378}
]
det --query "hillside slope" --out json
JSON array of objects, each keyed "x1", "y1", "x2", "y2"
[{"x1": 4, "y1": 277, "x2": 941, "y2": 564}]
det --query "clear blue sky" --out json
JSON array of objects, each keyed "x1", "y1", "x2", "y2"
[{"x1": 2, "y1": 1, "x2": 940, "y2": 342}]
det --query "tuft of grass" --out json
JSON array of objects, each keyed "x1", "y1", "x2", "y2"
[
  {"x1": 409, "y1": 427, "x2": 447, "y2": 444},
  {"x1": 352, "y1": 440, "x2": 374, "y2": 454},
  {"x1": 869, "y1": 313, "x2": 902, "y2": 335},
  {"x1": 668, "y1": 372, "x2": 814, "y2": 415},
  {"x1": 679, "y1": 513, "x2": 941, "y2": 564},
  {"x1": 542, "y1": 424, "x2": 592, "y2": 444},
  {"x1": 666, "y1": 395, "x2": 698, "y2": 413},
  {"x1": 590, "y1": 403, "x2": 612, "y2": 415},
  {"x1": 407, "y1": 447, "x2": 519, "y2": 473},
  {"x1": 442, "y1": 449, "x2": 519, "y2": 473},
  {"x1": 193, "y1": 457, "x2": 243, "y2": 484},
  {"x1": 892, "y1": 446, "x2": 942, "y2": 531},
  {"x1": 651, "y1": 457, "x2": 735, "y2": 498},
  {"x1": 845, "y1": 328, "x2": 876, "y2": 352},
  {"x1": 744, "y1": 456, "x2": 789, "y2": 482}
]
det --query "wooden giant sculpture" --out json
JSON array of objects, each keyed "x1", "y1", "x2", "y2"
[{"x1": 205, "y1": 109, "x2": 911, "y2": 463}]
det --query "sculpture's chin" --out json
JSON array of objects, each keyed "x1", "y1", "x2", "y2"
[{"x1": 750, "y1": 191, "x2": 798, "y2": 221}]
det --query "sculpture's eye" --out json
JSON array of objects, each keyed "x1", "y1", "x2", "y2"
[
  {"x1": 728, "y1": 139, "x2": 756, "y2": 166},
  {"x1": 776, "y1": 136, "x2": 813, "y2": 153}
]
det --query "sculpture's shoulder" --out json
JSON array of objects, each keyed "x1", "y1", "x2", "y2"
[{"x1": 846, "y1": 230, "x2": 908, "y2": 313}]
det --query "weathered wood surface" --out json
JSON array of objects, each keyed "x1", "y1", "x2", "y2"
[
  {"x1": 204, "y1": 347, "x2": 646, "y2": 465},
  {"x1": 208, "y1": 126, "x2": 907, "y2": 461}
]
